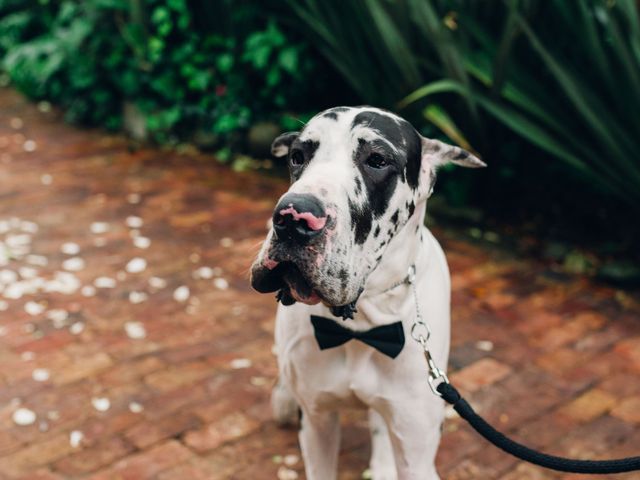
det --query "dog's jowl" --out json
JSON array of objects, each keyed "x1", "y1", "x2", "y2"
[{"x1": 251, "y1": 106, "x2": 485, "y2": 480}]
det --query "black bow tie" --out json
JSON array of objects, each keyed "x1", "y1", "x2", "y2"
[{"x1": 310, "y1": 315, "x2": 405, "y2": 359}]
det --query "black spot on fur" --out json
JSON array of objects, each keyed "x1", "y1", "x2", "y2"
[
  {"x1": 352, "y1": 138, "x2": 398, "y2": 219},
  {"x1": 390, "y1": 209, "x2": 399, "y2": 226},
  {"x1": 288, "y1": 139, "x2": 319, "y2": 182},
  {"x1": 349, "y1": 199, "x2": 372, "y2": 245},
  {"x1": 323, "y1": 112, "x2": 338, "y2": 120},
  {"x1": 407, "y1": 201, "x2": 415, "y2": 217},
  {"x1": 373, "y1": 225, "x2": 381, "y2": 238},
  {"x1": 453, "y1": 150, "x2": 469, "y2": 160},
  {"x1": 354, "y1": 177, "x2": 362, "y2": 195},
  {"x1": 351, "y1": 110, "x2": 422, "y2": 189},
  {"x1": 328, "y1": 107, "x2": 350, "y2": 113},
  {"x1": 339, "y1": 268, "x2": 348, "y2": 289}
]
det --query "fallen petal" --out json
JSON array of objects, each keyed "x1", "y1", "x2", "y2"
[{"x1": 13, "y1": 408, "x2": 36, "y2": 426}]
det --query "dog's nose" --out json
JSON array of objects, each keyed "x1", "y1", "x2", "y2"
[{"x1": 273, "y1": 193, "x2": 327, "y2": 243}]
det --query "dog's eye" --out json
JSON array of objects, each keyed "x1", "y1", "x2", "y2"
[
  {"x1": 365, "y1": 153, "x2": 388, "y2": 169},
  {"x1": 290, "y1": 151, "x2": 305, "y2": 167}
]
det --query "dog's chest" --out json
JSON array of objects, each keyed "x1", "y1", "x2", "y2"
[{"x1": 278, "y1": 318, "x2": 410, "y2": 409}]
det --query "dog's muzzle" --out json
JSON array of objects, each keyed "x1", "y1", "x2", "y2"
[{"x1": 251, "y1": 193, "x2": 329, "y2": 304}]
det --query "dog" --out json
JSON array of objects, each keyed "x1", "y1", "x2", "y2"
[{"x1": 250, "y1": 106, "x2": 485, "y2": 479}]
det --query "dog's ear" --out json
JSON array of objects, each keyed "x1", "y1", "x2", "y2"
[
  {"x1": 271, "y1": 132, "x2": 299, "y2": 158},
  {"x1": 421, "y1": 137, "x2": 486, "y2": 169}
]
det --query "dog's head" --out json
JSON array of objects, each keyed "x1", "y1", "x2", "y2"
[{"x1": 250, "y1": 106, "x2": 484, "y2": 316}]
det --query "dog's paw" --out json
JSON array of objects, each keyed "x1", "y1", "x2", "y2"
[{"x1": 271, "y1": 382, "x2": 300, "y2": 427}]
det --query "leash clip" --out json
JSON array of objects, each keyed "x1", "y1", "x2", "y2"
[
  {"x1": 423, "y1": 346, "x2": 450, "y2": 397},
  {"x1": 408, "y1": 264, "x2": 449, "y2": 397}
]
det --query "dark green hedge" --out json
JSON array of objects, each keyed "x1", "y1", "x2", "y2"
[{"x1": 2, "y1": 0, "x2": 639, "y2": 249}]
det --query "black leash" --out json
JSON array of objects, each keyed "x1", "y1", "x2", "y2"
[
  {"x1": 398, "y1": 264, "x2": 640, "y2": 474},
  {"x1": 436, "y1": 382, "x2": 640, "y2": 474}
]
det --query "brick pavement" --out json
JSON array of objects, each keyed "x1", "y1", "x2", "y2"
[{"x1": 0, "y1": 88, "x2": 639, "y2": 479}]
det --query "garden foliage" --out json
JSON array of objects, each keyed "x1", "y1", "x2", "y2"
[
  {"x1": 0, "y1": 0, "x2": 333, "y2": 146},
  {"x1": 1, "y1": 0, "x2": 639, "y2": 240}
]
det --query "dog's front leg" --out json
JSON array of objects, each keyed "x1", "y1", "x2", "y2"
[
  {"x1": 299, "y1": 410, "x2": 341, "y2": 480},
  {"x1": 383, "y1": 400, "x2": 444, "y2": 480}
]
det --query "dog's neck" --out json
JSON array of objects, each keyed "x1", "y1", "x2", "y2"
[
  {"x1": 363, "y1": 202, "x2": 428, "y2": 296},
  {"x1": 342, "y1": 203, "x2": 429, "y2": 328}
]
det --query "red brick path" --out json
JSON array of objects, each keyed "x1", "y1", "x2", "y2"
[{"x1": 0, "y1": 88, "x2": 639, "y2": 479}]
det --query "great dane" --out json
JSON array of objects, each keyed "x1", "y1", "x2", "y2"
[{"x1": 250, "y1": 106, "x2": 485, "y2": 479}]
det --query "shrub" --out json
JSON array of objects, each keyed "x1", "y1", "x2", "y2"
[{"x1": 0, "y1": 0, "x2": 336, "y2": 147}]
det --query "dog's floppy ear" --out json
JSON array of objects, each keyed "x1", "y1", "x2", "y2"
[
  {"x1": 421, "y1": 137, "x2": 486, "y2": 169},
  {"x1": 271, "y1": 132, "x2": 299, "y2": 158}
]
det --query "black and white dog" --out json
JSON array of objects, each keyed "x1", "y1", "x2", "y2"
[{"x1": 251, "y1": 107, "x2": 485, "y2": 479}]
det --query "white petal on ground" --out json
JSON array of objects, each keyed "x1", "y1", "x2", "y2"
[
  {"x1": 219, "y1": 237, "x2": 234, "y2": 248},
  {"x1": 213, "y1": 278, "x2": 229, "y2": 290},
  {"x1": 46, "y1": 410, "x2": 60, "y2": 421},
  {"x1": 90, "y1": 222, "x2": 109, "y2": 234},
  {"x1": 193, "y1": 266, "x2": 214, "y2": 280},
  {"x1": 124, "y1": 321, "x2": 146, "y2": 339},
  {"x1": 125, "y1": 257, "x2": 147, "y2": 274},
  {"x1": 47, "y1": 309, "x2": 69, "y2": 328},
  {"x1": 69, "y1": 322, "x2": 85, "y2": 335},
  {"x1": 21, "y1": 351, "x2": 35, "y2": 361},
  {"x1": 25, "y1": 254, "x2": 48, "y2": 266},
  {"x1": 18, "y1": 266, "x2": 38, "y2": 279},
  {"x1": 91, "y1": 397, "x2": 111, "y2": 412},
  {"x1": 94, "y1": 276, "x2": 116, "y2": 288},
  {"x1": 9, "y1": 117, "x2": 23, "y2": 129},
  {"x1": 93, "y1": 237, "x2": 107, "y2": 247},
  {"x1": 128, "y1": 291, "x2": 148, "y2": 304},
  {"x1": 173, "y1": 286, "x2": 190, "y2": 302},
  {"x1": 148, "y1": 276, "x2": 166, "y2": 289},
  {"x1": 283, "y1": 454, "x2": 299, "y2": 466},
  {"x1": 127, "y1": 193, "x2": 141, "y2": 204},
  {"x1": 40, "y1": 174, "x2": 53, "y2": 185},
  {"x1": 277, "y1": 466, "x2": 298, "y2": 480},
  {"x1": 0, "y1": 269, "x2": 18, "y2": 284},
  {"x1": 24, "y1": 301, "x2": 45, "y2": 316},
  {"x1": 60, "y1": 242, "x2": 80, "y2": 255},
  {"x1": 133, "y1": 236, "x2": 150, "y2": 249},
  {"x1": 3, "y1": 281, "x2": 27, "y2": 299},
  {"x1": 20, "y1": 221, "x2": 38, "y2": 233},
  {"x1": 62, "y1": 257, "x2": 85, "y2": 272},
  {"x1": 46, "y1": 309, "x2": 69, "y2": 322},
  {"x1": 230, "y1": 358, "x2": 252, "y2": 369},
  {"x1": 69, "y1": 430, "x2": 84, "y2": 448},
  {"x1": 6, "y1": 234, "x2": 31, "y2": 248},
  {"x1": 23, "y1": 139, "x2": 37, "y2": 152},
  {"x1": 12, "y1": 407, "x2": 36, "y2": 426},
  {"x1": 128, "y1": 401, "x2": 144, "y2": 413},
  {"x1": 32, "y1": 368, "x2": 50, "y2": 382},
  {"x1": 46, "y1": 272, "x2": 80, "y2": 294},
  {"x1": 125, "y1": 216, "x2": 144, "y2": 228},
  {"x1": 81, "y1": 285, "x2": 96, "y2": 297},
  {"x1": 475, "y1": 340, "x2": 494, "y2": 352}
]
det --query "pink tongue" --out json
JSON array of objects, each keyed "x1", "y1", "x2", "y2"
[{"x1": 279, "y1": 206, "x2": 327, "y2": 231}]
